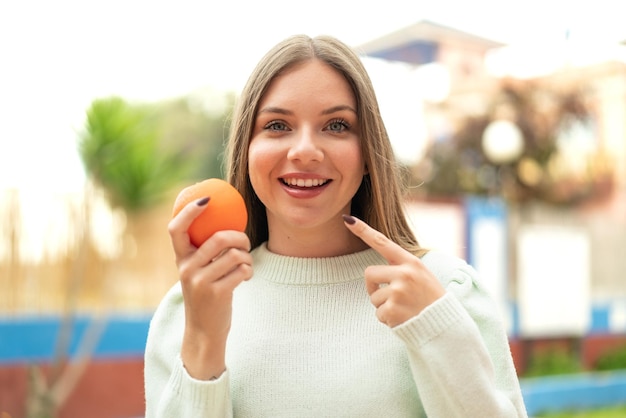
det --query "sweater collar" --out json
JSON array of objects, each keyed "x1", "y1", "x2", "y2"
[{"x1": 251, "y1": 243, "x2": 386, "y2": 286}]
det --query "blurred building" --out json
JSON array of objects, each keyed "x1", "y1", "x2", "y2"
[{"x1": 358, "y1": 19, "x2": 502, "y2": 88}]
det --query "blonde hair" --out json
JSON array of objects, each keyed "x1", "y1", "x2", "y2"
[{"x1": 225, "y1": 34, "x2": 425, "y2": 256}]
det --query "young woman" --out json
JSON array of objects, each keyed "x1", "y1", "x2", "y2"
[{"x1": 144, "y1": 34, "x2": 528, "y2": 417}]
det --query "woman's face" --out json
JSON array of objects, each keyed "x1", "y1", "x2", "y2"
[{"x1": 248, "y1": 59, "x2": 365, "y2": 236}]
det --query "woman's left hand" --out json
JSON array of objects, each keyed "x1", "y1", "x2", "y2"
[{"x1": 343, "y1": 215, "x2": 446, "y2": 328}]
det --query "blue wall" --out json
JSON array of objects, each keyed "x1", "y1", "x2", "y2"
[{"x1": 0, "y1": 315, "x2": 150, "y2": 363}]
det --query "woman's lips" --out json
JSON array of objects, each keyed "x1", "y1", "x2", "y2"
[
  {"x1": 279, "y1": 178, "x2": 332, "y2": 198},
  {"x1": 281, "y1": 178, "x2": 329, "y2": 187}
]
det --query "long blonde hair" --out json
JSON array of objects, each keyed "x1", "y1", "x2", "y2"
[{"x1": 225, "y1": 34, "x2": 425, "y2": 256}]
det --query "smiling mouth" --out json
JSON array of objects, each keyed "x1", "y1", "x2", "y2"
[{"x1": 281, "y1": 178, "x2": 330, "y2": 188}]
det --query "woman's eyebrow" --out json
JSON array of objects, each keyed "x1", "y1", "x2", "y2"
[
  {"x1": 321, "y1": 105, "x2": 357, "y2": 115},
  {"x1": 257, "y1": 104, "x2": 356, "y2": 116},
  {"x1": 257, "y1": 106, "x2": 292, "y2": 115}
]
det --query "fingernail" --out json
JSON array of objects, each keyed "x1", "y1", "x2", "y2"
[
  {"x1": 196, "y1": 196, "x2": 210, "y2": 206},
  {"x1": 342, "y1": 214, "x2": 356, "y2": 225}
]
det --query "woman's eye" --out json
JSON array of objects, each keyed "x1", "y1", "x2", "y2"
[
  {"x1": 327, "y1": 119, "x2": 350, "y2": 132},
  {"x1": 264, "y1": 120, "x2": 289, "y2": 131}
]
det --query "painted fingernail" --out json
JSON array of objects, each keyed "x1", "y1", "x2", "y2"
[
  {"x1": 196, "y1": 196, "x2": 210, "y2": 206},
  {"x1": 342, "y1": 214, "x2": 356, "y2": 225}
]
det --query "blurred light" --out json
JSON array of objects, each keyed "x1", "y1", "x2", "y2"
[
  {"x1": 482, "y1": 120, "x2": 524, "y2": 164},
  {"x1": 517, "y1": 157, "x2": 543, "y2": 186}
]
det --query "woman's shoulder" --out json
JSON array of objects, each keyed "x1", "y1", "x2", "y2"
[{"x1": 420, "y1": 250, "x2": 478, "y2": 284}]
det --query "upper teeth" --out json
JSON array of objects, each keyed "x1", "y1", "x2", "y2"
[{"x1": 283, "y1": 178, "x2": 328, "y2": 187}]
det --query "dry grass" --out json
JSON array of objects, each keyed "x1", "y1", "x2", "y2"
[{"x1": 0, "y1": 187, "x2": 178, "y2": 315}]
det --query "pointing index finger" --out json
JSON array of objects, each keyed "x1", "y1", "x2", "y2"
[{"x1": 342, "y1": 215, "x2": 409, "y2": 265}]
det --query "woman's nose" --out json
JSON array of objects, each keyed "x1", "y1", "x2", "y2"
[{"x1": 287, "y1": 128, "x2": 324, "y2": 163}]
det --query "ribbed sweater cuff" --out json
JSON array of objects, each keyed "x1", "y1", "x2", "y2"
[
  {"x1": 170, "y1": 355, "x2": 231, "y2": 411},
  {"x1": 392, "y1": 293, "x2": 465, "y2": 348}
]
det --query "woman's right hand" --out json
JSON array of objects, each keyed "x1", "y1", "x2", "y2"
[{"x1": 168, "y1": 197, "x2": 253, "y2": 380}]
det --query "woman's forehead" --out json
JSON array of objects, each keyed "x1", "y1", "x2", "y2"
[{"x1": 258, "y1": 60, "x2": 355, "y2": 110}]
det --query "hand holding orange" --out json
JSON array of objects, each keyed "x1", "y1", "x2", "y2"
[{"x1": 172, "y1": 178, "x2": 248, "y2": 247}]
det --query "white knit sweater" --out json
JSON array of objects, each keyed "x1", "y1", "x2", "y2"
[{"x1": 144, "y1": 244, "x2": 527, "y2": 417}]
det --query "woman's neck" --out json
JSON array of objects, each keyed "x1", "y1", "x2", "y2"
[{"x1": 266, "y1": 219, "x2": 368, "y2": 258}]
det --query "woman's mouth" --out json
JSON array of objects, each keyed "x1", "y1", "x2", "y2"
[{"x1": 281, "y1": 178, "x2": 330, "y2": 188}]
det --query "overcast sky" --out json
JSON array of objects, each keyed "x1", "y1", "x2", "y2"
[{"x1": 2, "y1": 0, "x2": 625, "y2": 192}]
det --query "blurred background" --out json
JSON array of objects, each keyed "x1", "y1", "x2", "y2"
[{"x1": 1, "y1": 1, "x2": 625, "y2": 417}]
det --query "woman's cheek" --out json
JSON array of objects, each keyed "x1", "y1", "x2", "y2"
[{"x1": 248, "y1": 140, "x2": 278, "y2": 193}]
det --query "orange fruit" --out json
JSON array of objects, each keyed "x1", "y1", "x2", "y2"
[{"x1": 172, "y1": 178, "x2": 248, "y2": 247}]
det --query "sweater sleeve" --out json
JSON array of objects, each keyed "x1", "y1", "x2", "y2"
[
  {"x1": 144, "y1": 283, "x2": 233, "y2": 418},
  {"x1": 392, "y1": 252, "x2": 528, "y2": 418}
]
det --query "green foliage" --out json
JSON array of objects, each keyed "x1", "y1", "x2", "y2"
[
  {"x1": 524, "y1": 347, "x2": 584, "y2": 377},
  {"x1": 79, "y1": 97, "x2": 191, "y2": 212},
  {"x1": 156, "y1": 94, "x2": 234, "y2": 181},
  {"x1": 595, "y1": 344, "x2": 626, "y2": 371},
  {"x1": 78, "y1": 93, "x2": 234, "y2": 213}
]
